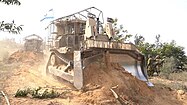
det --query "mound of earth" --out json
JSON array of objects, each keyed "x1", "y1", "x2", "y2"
[
  {"x1": 80, "y1": 59, "x2": 183, "y2": 105},
  {"x1": 2, "y1": 53, "x2": 186, "y2": 105},
  {"x1": 8, "y1": 50, "x2": 43, "y2": 65},
  {"x1": 82, "y1": 61, "x2": 154, "y2": 104}
]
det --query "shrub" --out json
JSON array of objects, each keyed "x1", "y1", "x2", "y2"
[
  {"x1": 167, "y1": 82, "x2": 187, "y2": 92},
  {"x1": 168, "y1": 72, "x2": 187, "y2": 81},
  {"x1": 31, "y1": 87, "x2": 60, "y2": 99},
  {"x1": 15, "y1": 87, "x2": 60, "y2": 99},
  {"x1": 160, "y1": 57, "x2": 175, "y2": 79},
  {"x1": 15, "y1": 88, "x2": 30, "y2": 97}
]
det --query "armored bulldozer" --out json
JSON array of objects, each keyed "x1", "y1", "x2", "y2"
[
  {"x1": 46, "y1": 7, "x2": 152, "y2": 89},
  {"x1": 24, "y1": 34, "x2": 43, "y2": 52}
]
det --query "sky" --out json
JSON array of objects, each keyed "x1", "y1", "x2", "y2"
[{"x1": 0, "y1": 0, "x2": 187, "y2": 52}]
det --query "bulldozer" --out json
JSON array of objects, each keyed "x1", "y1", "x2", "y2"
[
  {"x1": 24, "y1": 34, "x2": 43, "y2": 52},
  {"x1": 46, "y1": 7, "x2": 152, "y2": 89}
]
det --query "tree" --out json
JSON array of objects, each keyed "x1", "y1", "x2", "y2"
[
  {"x1": 134, "y1": 34, "x2": 145, "y2": 46},
  {"x1": 155, "y1": 34, "x2": 162, "y2": 48},
  {"x1": 160, "y1": 41, "x2": 187, "y2": 69},
  {"x1": 0, "y1": 0, "x2": 21, "y2": 5},
  {"x1": 134, "y1": 34, "x2": 157, "y2": 58},
  {"x1": 134, "y1": 34, "x2": 187, "y2": 70},
  {"x1": 0, "y1": 0, "x2": 23, "y2": 34},
  {"x1": 111, "y1": 18, "x2": 132, "y2": 42}
]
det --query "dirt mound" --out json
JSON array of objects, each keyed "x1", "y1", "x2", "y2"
[
  {"x1": 3, "y1": 53, "x2": 186, "y2": 105},
  {"x1": 8, "y1": 50, "x2": 43, "y2": 65},
  {"x1": 82, "y1": 60, "x2": 154, "y2": 104}
]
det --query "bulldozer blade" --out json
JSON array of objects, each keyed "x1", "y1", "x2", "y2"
[
  {"x1": 125, "y1": 64, "x2": 154, "y2": 87},
  {"x1": 120, "y1": 63, "x2": 154, "y2": 87},
  {"x1": 146, "y1": 81, "x2": 154, "y2": 87},
  {"x1": 110, "y1": 53, "x2": 153, "y2": 86},
  {"x1": 120, "y1": 63, "x2": 147, "y2": 81}
]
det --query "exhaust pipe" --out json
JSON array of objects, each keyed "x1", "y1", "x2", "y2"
[{"x1": 96, "y1": 18, "x2": 100, "y2": 34}]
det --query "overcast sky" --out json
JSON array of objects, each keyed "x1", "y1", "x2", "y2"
[{"x1": 1, "y1": 0, "x2": 187, "y2": 52}]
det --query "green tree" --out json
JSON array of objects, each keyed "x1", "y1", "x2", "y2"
[
  {"x1": 134, "y1": 34, "x2": 187, "y2": 70},
  {"x1": 134, "y1": 34, "x2": 157, "y2": 58},
  {"x1": 161, "y1": 41, "x2": 187, "y2": 69},
  {"x1": 134, "y1": 34, "x2": 145, "y2": 46},
  {"x1": 0, "y1": 0, "x2": 23, "y2": 34},
  {"x1": 155, "y1": 34, "x2": 162, "y2": 49},
  {"x1": 111, "y1": 18, "x2": 132, "y2": 42}
]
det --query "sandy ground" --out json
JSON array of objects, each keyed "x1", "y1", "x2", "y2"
[{"x1": 0, "y1": 51, "x2": 187, "y2": 105}]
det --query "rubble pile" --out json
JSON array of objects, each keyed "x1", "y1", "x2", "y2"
[{"x1": 8, "y1": 50, "x2": 43, "y2": 65}]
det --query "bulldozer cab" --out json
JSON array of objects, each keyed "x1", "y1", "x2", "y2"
[
  {"x1": 55, "y1": 19, "x2": 86, "y2": 35},
  {"x1": 51, "y1": 19, "x2": 86, "y2": 50},
  {"x1": 48, "y1": 7, "x2": 104, "y2": 50}
]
